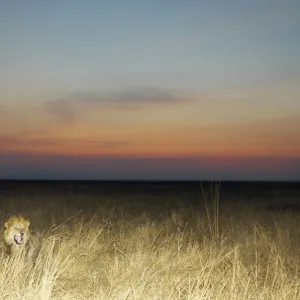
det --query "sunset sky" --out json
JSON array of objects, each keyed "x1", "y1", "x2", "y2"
[{"x1": 1, "y1": 1, "x2": 300, "y2": 180}]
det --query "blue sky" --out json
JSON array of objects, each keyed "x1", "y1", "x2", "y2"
[
  {"x1": 1, "y1": 0, "x2": 299, "y2": 92},
  {"x1": 0, "y1": 0, "x2": 300, "y2": 180}
]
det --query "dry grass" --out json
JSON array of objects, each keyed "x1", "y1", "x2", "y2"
[{"x1": 0, "y1": 188, "x2": 300, "y2": 300}]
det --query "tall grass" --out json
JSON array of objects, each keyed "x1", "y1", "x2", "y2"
[
  {"x1": 201, "y1": 183, "x2": 220, "y2": 241},
  {"x1": 0, "y1": 191, "x2": 300, "y2": 299}
]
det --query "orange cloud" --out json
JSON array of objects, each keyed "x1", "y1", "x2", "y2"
[
  {"x1": 1, "y1": 78, "x2": 299, "y2": 161},
  {"x1": 0, "y1": 114, "x2": 299, "y2": 160}
]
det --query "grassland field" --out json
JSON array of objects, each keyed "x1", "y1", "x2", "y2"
[{"x1": 0, "y1": 181, "x2": 300, "y2": 300}]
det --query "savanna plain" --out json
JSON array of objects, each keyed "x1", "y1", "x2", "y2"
[{"x1": 0, "y1": 181, "x2": 300, "y2": 300}]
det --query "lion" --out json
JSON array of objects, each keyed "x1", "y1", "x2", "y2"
[{"x1": 4, "y1": 215, "x2": 42, "y2": 265}]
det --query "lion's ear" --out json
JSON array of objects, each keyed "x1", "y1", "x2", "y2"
[
  {"x1": 26, "y1": 220, "x2": 30, "y2": 228},
  {"x1": 5, "y1": 221, "x2": 11, "y2": 229}
]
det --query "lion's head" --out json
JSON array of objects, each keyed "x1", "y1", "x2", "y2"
[{"x1": 4, "y1": 215, "x2": 30, "y2": 252}]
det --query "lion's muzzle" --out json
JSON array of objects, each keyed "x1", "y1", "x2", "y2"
[{"x1": 14, "y1": 232, "x2": 25, "y2": 245}]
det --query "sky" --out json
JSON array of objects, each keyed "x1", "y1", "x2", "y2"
[{"x1": 0, "y1": 0, "x2": 300, "y2": 180}]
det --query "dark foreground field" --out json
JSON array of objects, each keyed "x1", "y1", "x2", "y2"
[{"x1": 0, "y1": 180, "x2": 300, "y2": 299}]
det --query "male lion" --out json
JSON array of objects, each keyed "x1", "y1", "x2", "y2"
[{"x1": 4, "y1": 215, "x2": 42, "y2": 265}]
